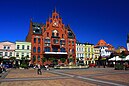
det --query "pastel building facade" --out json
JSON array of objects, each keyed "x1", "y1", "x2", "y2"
[
  {"x1": 94, "y1": 47, "x2": 100, "y2": 60},
  {"x1": 85, "y1": 43, "x2": 95, "y2": 64},
  {"x1": 76, "y1": 43, "x2": 85, "y2": 60},
  {"x1": 15, "y1": 41, "x2": 31, "y2": 60},
  {"x1": 0, "y1": 41, "x2": 15, "y2": 59}
]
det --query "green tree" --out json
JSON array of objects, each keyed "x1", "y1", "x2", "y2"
[
  {"x1": 32, "y1": 56, "x2": 36, "y2": 63},
  {"x1": 69, "y1": 58, "x2": 73, "y2": 62},
  {"x1": 60, "y1": 58, "x2": 66, "y2": 63},
  {"x1": 0, "y1": 56, "x2": 3, "y2": 63},
  {"x1": 20, "y1": 56, "x2": 29, "y2": 69},
  {"x1": 42, "y1": 57, "x2": 47, "y2": 64},
  {"x1": 10, "y1": 57, "x2": 16, "y2": 65}
]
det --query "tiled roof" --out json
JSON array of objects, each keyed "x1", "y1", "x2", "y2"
[{"x1": 96, "y1": 39, "x2": 107, "y2": 46}]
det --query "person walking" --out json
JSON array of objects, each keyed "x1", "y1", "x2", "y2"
[{"x1": 37, "y1": 64, "x2": 42, "y2": 75}]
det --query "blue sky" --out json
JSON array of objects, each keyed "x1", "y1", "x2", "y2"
[{"x1": 0, "y1": 0, "x2": 129, "y2": 48}]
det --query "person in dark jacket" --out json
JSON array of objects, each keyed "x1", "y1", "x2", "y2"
[{"x1": 37, "y1": 64, "x2": 42, "y2": 75}]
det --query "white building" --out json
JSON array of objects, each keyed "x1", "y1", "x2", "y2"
[
  {"x1": 15, "y1": 41, "x2": 31, "y2": 60},
  {"x1": 94, "y1": 47, "x2": 100, "y2": 59},
  {"x1": 95, "y1": 40, "x2": 114, "y2": 58},
  {"x1": 76, "y1": 43, "x2": 85, "y2": 61}
]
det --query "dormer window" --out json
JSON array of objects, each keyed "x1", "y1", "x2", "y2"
[
  {"x1": 35, "y1": 29, "x2": 39, "y2": 33},
  {"x1": 56, "y1": 16, "x2": 58, "y2": 19}
]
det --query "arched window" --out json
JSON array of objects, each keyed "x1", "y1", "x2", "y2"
[
  {"x1": 52, "y1": 30, "x2": 59, "y2": 37},
  {"x1": 34, "y1": 38, "x2": 36, "y2": 43},
  {"x1": 72, "y1": 49, "x2": 74, "y2": 53},
  {"x1": 38, "y1": 47, "x2": 40, "y2": 53},
  {"x1": 33, "y1": 55, "x2": 36, "y2": 63},
  {"x1": 38, "y1": 38, "x2": 40, "y2": 43},
  {"x1": 38, "y1": 56, "x2": 40, "y2": 61},
  {"x1": 53, "y1": 39, "x2": 58, "y2": 44},
  {"x1": 33, "y1": 47, "x2": 36, "y2": 53}
]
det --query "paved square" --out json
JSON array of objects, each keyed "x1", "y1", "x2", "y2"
[{"x1": 0, "y1": 68, "x2": 129, "y2": 86}]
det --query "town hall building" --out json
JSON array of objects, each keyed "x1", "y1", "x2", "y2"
[{"x1": 26, "y1": 9, "x2": 76, "y2": 65}]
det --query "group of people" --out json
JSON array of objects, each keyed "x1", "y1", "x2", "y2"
[
  {"x1": 33, "y1": 64, "x2": 50, "y2": 75},
  {"x1": 0, "y1": 63, "x2": 7, "y2": 74}
]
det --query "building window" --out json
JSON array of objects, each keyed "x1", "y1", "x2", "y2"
[
  {"x1": 72, "y1": 41, "x2": 74, "y2": 45},
  {"x1": 3, "y1": 46, "x2": 6, "y2": 49},
  {"x1": 22, "y1": 45, "x2": 24, "y2": 49},
  {"x1": 52, "y1": 30, "x2": 59, "y2": 37},
  {"x1": 27, "y1": 46, "x2": 29, "y2": 50},
  {"x1": 38, "y1": 38, "x2": 40, "y2": 43},
  {"x1": 34, "y1": 38, "x2": 36, "y2": 43},
  {"x1": 38, "y1": 47, "x2": 40, "y2": 53},
  {"x1": 10, "y1": 52, "x2": 12, "y2": 56},
  {"x1": 92, "y1": 54, "x2": 94, "y2": 58},
  {"x1": 17, "y1": 45, "x2": 19, "y2": 49},
  {"x1": 53, "y1": 39, "x2": 58, "y2": 44},
  {"x1": 27, "y1": 53, "x2": 29, "y2": 57},
  {"x1": 88, "y1": 54, "x2": 90, "y2": 58},
  {"x1": 60, "y1": 40, "x2": 65, "y2": 45},
  {"x1": 47, "y1": 32, "x2": 49, "y2": 37},
  {"x1": 60, "y1": 48, "x2": 66, "y2": 52},
  {"x1": 8, "y1": 46, "x2": 10, "y2": 50},
  {"x1": 52, "y1": 47, "x2": 58, "y2": 52},
  {"x1": 88, "y1": 48, "x2": 90, "y2": 52},
  {"x1": 45, "y1": 39, "x2": 50, "y2": 43},
  {"x1": 38, "y1": 56, "x2": 40, "y2": 61},
  {"x1": 45, "y1": 43, "x2": 50, "y2": 46},
  {"x1": 33, "y1": 56, "x2": 36, "y2": 63},
  {"x1": 44, "y1": 47, "x2": 50, "y2": 52},
  {"x1": 22, "y1": 53, "x2": 24, "y2": 57},
  {"x1": 16, "y1": 53, "x2": 19, "y2": 57},
  {"x1": 5, "y1": 52, "x2": 8, "y2": 56},
  {"x1": 72, "y1": 49, "x2": 74, "y2": 53},
  {"x1": 33, "y1": 47, "x2": 36, "y2": 53}
]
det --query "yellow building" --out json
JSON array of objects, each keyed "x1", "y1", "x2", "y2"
[{"x1": 84, "y1": 43, "x2": 95, "y2": 65}]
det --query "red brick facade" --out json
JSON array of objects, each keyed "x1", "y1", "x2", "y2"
[{"x1": 26, "y1": 9, "x2": 76, "y2": 65}]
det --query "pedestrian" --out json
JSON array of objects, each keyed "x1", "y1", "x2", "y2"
[{"x1": 37, "y1": 64, "x2": 42, "y2": 75}]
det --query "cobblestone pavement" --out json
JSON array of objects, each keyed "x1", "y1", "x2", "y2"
[{"x1": 0, "y1": 68, "x2": 129, "y2": 86}]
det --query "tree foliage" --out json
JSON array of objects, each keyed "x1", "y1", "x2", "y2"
[
  {"x1": 60, "y1": 58, "x2": 66, "y2": 63},
  {"x1": 42, "y1": 57, "x2": 47, "y2": 63}
]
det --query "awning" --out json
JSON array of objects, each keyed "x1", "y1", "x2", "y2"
[{"x1": 44, "y1": 52, "x2": 67, "y2": 54}]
